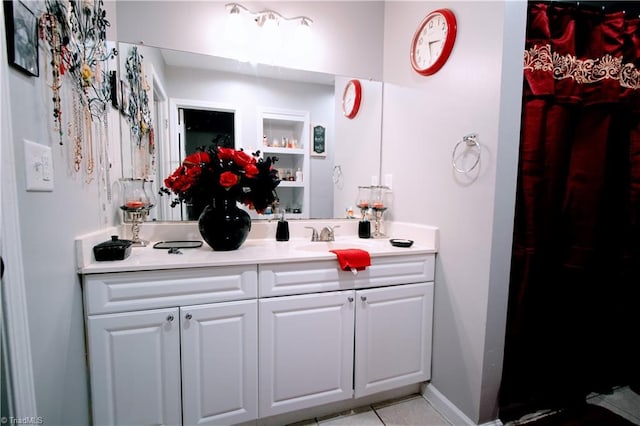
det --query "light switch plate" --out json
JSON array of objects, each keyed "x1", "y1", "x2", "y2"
[
  {"x1": 384, "y1": 173, "x2": 393, "y2": 189},
  {"x1": 24, "y1": 139, "x2": 54, "y2": 192}
]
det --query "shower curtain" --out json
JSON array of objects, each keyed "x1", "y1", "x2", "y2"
[{"x1": 500, "y1": 2, "x2": 640, "y2": 418}]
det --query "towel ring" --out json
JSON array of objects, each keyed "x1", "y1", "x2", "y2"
[
  {"x1": 452, "y1": 134, "x2": 481, "y2": 173},
  {"x1": 333, "y1": 165, "x2": 344, "y2": 187}
]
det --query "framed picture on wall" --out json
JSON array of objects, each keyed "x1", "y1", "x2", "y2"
[
  {"x1": 3, "y1": 0, "x2": 39, "y2": 77},
  {"x1": 311, "y1": 124, "x2": 327, "y2": 157}
]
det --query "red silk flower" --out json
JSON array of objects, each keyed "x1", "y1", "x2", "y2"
[
  {"x1": 219, "y1": 171, "x2": 239, "y2": 188},
  {"x1": 244, "y1": 164, "x2": 259, "y2": 178}
]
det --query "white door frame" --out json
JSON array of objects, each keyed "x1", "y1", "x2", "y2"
[{"x1": 150, "y1": 66, "x2": 169, "y2": 222}]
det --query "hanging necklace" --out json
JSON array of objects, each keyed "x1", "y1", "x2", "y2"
[
  {"x1": 71, "y1": 87, "x2": 83, "y2": 173},
  {"x1": 39, "y1": 13, "x2": 64, "y2": 145},
  {"x1": 84, "y1": 103, "x2": 94, "y2": 182}
]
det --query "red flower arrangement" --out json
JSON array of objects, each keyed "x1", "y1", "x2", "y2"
[{"x1": 161, "y1": 146, "x2": 280, "y2": 215}]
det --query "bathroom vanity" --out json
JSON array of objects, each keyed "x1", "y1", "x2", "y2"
[{"x1": 76, "y1": 222, "x2": 437, "y2": 425}]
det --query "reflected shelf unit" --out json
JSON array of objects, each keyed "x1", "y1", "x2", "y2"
[{"x1": 259, "y1": 108, "x2": 310, "y2": 219}]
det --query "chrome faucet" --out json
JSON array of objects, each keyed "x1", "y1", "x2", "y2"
[
  {"x1": 320, "y1": 225, "x2": 340, "y2": 242},
  {"x1": 305, "y1": 225, "x2": 340, "y2": 241},
  {"x1": 305, "y1": 226, "x2": 319, "y2": 241}
]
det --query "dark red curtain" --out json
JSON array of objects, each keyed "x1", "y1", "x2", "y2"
[{"x1": 500, "y1": 2, "x2": 640, "y2": 419}]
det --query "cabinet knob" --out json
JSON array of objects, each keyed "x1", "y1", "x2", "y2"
[
  {"x1": 185, "y1": 313, "x2": 192, "y2": 320},
  {"x1": 166, "y1": 315, "x2": 174, "y2": 322},
  {"x1": 361, "y1": 296, "x2": 367, "y2": 302},
  {"x1": 348, "y1": 296, "x2": 354, "y2": 302}
]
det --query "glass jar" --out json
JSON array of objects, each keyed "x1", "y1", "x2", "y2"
[
  {"x1": 120, "y1": 178, "x2": 155, "y2": 211},
  {"x1": 356, "y1": 186, "x2": 372, "y2": 211},
  {"x1": 371, "y1": 185, "x2": 391, "y2": 212}
]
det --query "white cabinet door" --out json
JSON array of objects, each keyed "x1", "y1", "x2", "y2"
[
  {"x1": 87, "y1": 308, "x2": 182, "y2": 426},
  {"x1": 181, "y1": 300, "x2": 258, "y2": 425},
  {"x1": 259, "y1": 291, "x2": 354, "y2": 417},
  {"x1": 354, "y1": 282, "x2": 434, "y2": 398}
]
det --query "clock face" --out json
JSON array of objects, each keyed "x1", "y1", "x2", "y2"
[
  {"x1": 342, "y1": 79, "x2": 362, "y2": 119},
  {"x1": 410, "y1": 9, "x2": 457, "y2": 76}
]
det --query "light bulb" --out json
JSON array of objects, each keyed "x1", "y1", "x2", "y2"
[
  {"x1": 225, "y1": 4, "x2": 249, "y2": 61},
  {"x1": 297, "y1": 17, "x2": 312, "y2": 41},
  {"x1": 291, "y1": 17, "x2": 312, "y2": 58},
  {"x1": 260, "y1": 12, "x2": 281, "y2": 62},
  {"x1": 262, "y1": 13, "x2": 279, "y2": 35}
]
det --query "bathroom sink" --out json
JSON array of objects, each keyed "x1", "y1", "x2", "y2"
[{"x1": 295, "y1": 241, "x2": 377, "y2": 252}]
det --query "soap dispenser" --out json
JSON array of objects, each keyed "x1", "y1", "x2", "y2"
[
  {"x1": 276, "y1": 209, "x2": 290, "y2": 241},
  {"x1": 356, "y1": 186, "x2": 371, "y2": 239}
]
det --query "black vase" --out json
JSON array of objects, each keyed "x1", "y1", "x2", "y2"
[{"x1": 198, "y1": 196, "x2": 251, "y2": 251}]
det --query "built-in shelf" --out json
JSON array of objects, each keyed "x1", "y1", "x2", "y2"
[
  {"x1": 258, "y1": 108, "x2": 310, "y2": 219},
  {"x1": 278, "y1": 181, "x2": 304, "y2": 188},
  {"x1": 262, "y1": 147, "x2": 305, "y2": 156}
]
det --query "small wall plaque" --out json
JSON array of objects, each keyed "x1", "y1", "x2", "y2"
[{"x1": 312, "y1": 124, "x2": 326, "y2": 157}]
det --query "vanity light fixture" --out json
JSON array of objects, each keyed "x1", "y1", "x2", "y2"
[{"x1": 225, "y1": 3, "x2": 313, "y2": 30}]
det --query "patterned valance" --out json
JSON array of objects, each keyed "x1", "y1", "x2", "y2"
[{"x1": 524, "y1": 44, "x2": 640, "y2": 90}]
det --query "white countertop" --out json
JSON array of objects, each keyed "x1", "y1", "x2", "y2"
[{"x1": 76, "y1": 220, "x2": 438, "y2": 274}]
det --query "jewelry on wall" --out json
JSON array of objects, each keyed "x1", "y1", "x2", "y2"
[
  {"x1": 70, "y1": 90, "x2": 83, "y2": 172},
  {"x1": 123, "y1": 46, "x2": 152, "y2": 146},
  {"x1": 85, "y1": 105, "x2": 95, "y2": 181},
  {"x1": 100, "y1": 104, "x2": 112, "y2": 202},
  {"x1": 123, "y1": 45, "x2": 154, "y2": 179},
  {"x1": 39, "y1": 12, "x2": 64, "y2": 144},
  {"x1": 38, "y1": 0, "x2": 117, "y2": 185}
]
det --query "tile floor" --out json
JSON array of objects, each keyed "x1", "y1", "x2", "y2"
[
  {"x1": 286, "y1": 386, "x2": 640, "y2": 425},
  {"x1": 287, "y1": 394, "x2": 451, "y2": 426}
]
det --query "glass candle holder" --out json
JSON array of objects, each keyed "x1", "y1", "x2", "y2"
[
  {"x1": 356, "y1": 186, "x2": 372, "y2": 219},
  {"x1": 119, "y1": 178, "x2": 156, "y2": 246},
  {"x1": 370, "y1": 185, "x2": 391, "y2": 238}
]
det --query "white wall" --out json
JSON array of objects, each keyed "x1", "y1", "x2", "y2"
[{"x1": 381, "y1": 1, "x2": 526, "y2": 423}]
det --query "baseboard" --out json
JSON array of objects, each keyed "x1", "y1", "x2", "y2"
[{"x1": 422, "y1": 383, "x2": 502, "y2": 426}]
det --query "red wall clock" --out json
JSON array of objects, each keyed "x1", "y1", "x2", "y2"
[
  {"x1": 410, "y1": 8, "x2": 457, "y2": 76},
  {"x1": 342, "y1": 79, "x2": 362, "y2": 119}
]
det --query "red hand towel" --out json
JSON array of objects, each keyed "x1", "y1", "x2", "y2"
[{"x1": 329, "y1": 249, "x2": 371, "y2": 271}]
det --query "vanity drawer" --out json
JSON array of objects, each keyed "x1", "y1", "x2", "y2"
[
  {"x1": 83, "y1": 266, "x2": 258, "y2": 315},
  {"x1": 259, "y1": 254, "x2": 434, "y2": 297}
]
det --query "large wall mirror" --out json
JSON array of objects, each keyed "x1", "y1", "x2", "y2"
[{"x1": 117, "y1": 42, "x2": 383, "y2": 221}]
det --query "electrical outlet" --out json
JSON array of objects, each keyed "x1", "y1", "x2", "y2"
[{"x1": 24, "y1": 140, "x2": 54, "y2": 192}]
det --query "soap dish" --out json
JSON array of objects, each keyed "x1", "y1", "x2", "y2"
[{"x1": 389, "y1": 239, "x2": 414, "y2": 248}]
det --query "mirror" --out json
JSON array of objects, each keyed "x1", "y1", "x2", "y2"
[{"x1": 117, "y1": 42, "x2": 383, "y2": 221}]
